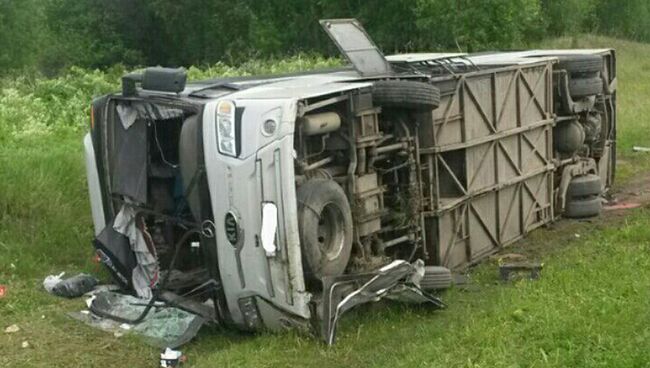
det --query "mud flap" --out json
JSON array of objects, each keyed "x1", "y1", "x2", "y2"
[{"x1": 319, "y1": 260, "x2": 445, "y2": 345}]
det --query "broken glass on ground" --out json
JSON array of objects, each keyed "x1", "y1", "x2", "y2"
[{"x1": 69, "y1": 291, "x2": 204, "y2": 348}]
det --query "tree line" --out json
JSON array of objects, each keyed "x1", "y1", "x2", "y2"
[{"x1": 0, "y1": 0, "x2": 647, "y2": 76}]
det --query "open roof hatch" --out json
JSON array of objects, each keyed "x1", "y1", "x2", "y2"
[{"x1": 320, "y1": 19, "x2": 393, "y2": 77}]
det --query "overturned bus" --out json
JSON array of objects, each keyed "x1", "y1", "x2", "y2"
[{"x1": 84, "y1": 19, "x2": 616, "y2": 343}]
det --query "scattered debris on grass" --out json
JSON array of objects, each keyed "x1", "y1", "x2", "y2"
[
  {"x1": 604, "y1": 202, "x2": 642, "y2": 211},
  {"x1": 5, "y1": 324, "x2": 20, "y2": 333},
  {"x1": 43, "y1": 273, "x2": 98, "y2": 298},
  {"x1": 632, "y1": 146, "x2": 650, "y2": 152},
  {"x1": 492, "y1": 253, "x2": 543, "y2": 282},
  {"x1": 160, "y1": 347, "x2": 186, "y2": 367},
  {"x1": 499, "y1": 262, "x2": 543, "y2": 281},
  {"x1": 43, "y1": 272, "x2": 65, "y2": 292},
  {"x1": 0, "y1": 284, "x2": 6, "y2": 298},
  {"x1": 21, "y1": 341, "x2": 30, "y2": 349}
]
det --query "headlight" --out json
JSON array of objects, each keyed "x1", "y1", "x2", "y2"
[{"x1": 216, "y1": 100, "x2": 237, "y2": 156}]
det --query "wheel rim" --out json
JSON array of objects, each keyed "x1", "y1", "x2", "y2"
[{"x1": 317, "y1": 202, "x2": 345, "y2": 261}]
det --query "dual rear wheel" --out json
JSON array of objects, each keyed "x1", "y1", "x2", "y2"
[{"x1": 564, "y1": 174, "x2": 603, "y2": 218}]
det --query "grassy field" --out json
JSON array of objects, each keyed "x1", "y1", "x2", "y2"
[{"x1": 2, "y1": 36, "x2": 650, "y2": 367}]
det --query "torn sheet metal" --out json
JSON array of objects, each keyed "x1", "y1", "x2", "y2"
[
  {"x1": 70, "y1": 291, "x2": 204, "y2": 348},
  {"x1": 114, "y1": 204, "x2": 159, "y2": 299},
  {"x1": 320, "y1": 260, "x2": 445, "y2": 345},
  {"x1": 116, "y1": 101, "x2": 184, "y2": 130}
]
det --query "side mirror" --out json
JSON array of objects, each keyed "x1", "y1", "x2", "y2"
[{"x1": 122, "y1": 67, "x2": 187, "y2": 97}]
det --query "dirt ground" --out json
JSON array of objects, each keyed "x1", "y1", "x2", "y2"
[{"x1": 483, "y1": 170, "x2": 650, "y2": 273}]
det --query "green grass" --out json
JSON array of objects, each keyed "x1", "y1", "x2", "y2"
[{"x1": 2, "y1": 36, "x2": 650, "y2": 367}]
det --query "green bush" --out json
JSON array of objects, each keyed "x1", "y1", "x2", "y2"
[
  {"x1": 595, "y1": 0, "x2": 650, "y2": 41},
  {"x1": 415, "y1": 0, "x2": 545, "y2": 51},
  {"x1": 3, "y1": 0, "x2": 650, "y2": 75},
  {"x1": 0, "y1": 0, "x2": 45, "y2": 73},
  {"x1": 0, "y1": 67, "x2": 121, "y2": 141},
  {"x1": 0, "y1": 56, "x2": 341, "y2": 141},
  {"x1": 540, "y1": 0, "x2": 598, "y2": 36}
]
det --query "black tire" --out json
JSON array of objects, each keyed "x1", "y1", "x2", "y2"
[
  {"x1": 569, "y1": 77, "x2": 603, "y2": 98},
  {"x1": 372, "y1": 80, "x2": 440, "y2": 111},
  {"x1": 556, "y1": 55, "x2": 603, "y2": 75},
  {"x1": 567, "y1": 174, "x2": 602, "y2": 199},
  {"x1": 297, "y1": 179, "x2": 353, "y2": 280},
  {"x1": 420, "y1": 266, "x2": 453, "y2": 291},
  {"x1": 565, "y1": 196, "x2": 602, "y2": 218}
]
